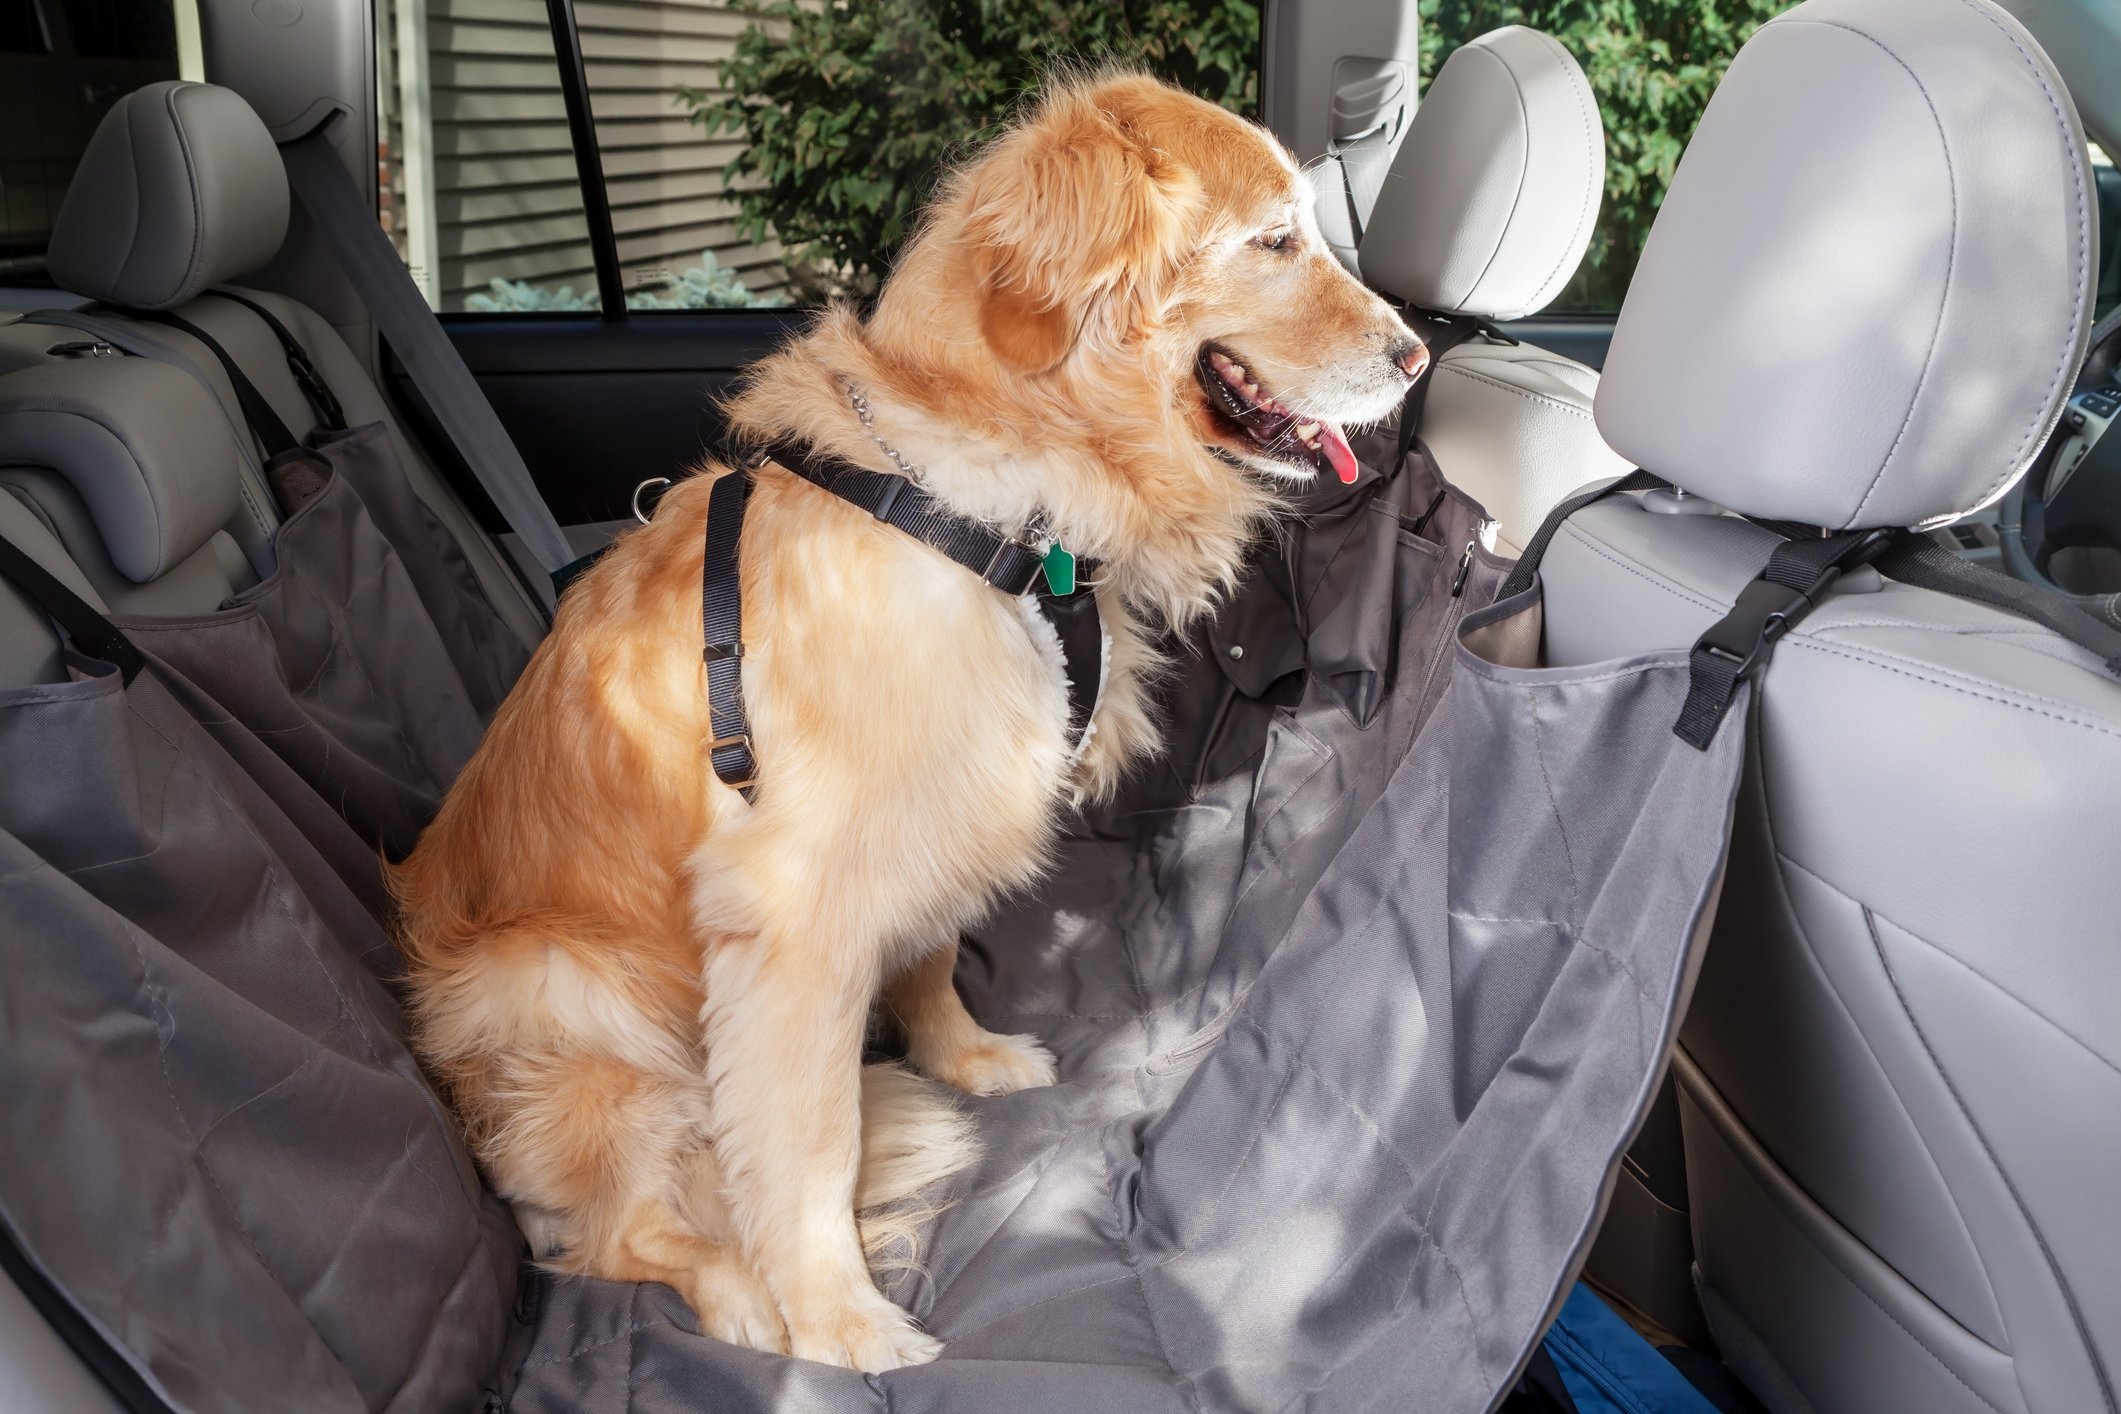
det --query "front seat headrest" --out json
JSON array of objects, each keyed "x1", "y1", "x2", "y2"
[
  {"x1": 48, "y1": 81, "x2": 289, "y2": 311},
  {"x1": 1594, "y1": 0, "x2": 2095, "y2": 531},
  {"x1": 1359, "y1": 27, "x2": 1605, "y2": 321}
]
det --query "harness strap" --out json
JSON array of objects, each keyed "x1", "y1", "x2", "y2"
[
  {"x1": 696, "y1": 442, "x2": 1105, "y2": 800},
  {"x1": 701, "y1": 468, "x2": 757, "y2": 799},
  {"x1": 1672, "y1": 529, "x2": 1893, "y2": 750},
  {"x1": 764, "y1": 439, "x2": 1051, "y2": 593},
  {"x1": 0, "y1": 531, "x2": 143, "y2": 683}
]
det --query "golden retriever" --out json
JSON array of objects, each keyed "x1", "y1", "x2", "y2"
[{"x1": 391, "y1": 72, "x2": 1425, "y2": 1372}]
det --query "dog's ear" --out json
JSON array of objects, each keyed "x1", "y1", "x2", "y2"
[{"x1": 962, "y1": 84, "x2": 1199, "y2": 374}]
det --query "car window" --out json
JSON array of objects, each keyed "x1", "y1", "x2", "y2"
[
  {"x1": 0, "y1": 0, "x2": 186, "y2": 292},
  {"x1": 377, "y1": 0, "x2": 604, "y2": 313},
  {"x1": 381, "y1": 0, "x2": 1261, "y2": 315},
  {"x1": 1419, "y1": 0, "x2": 1790, "y2": 315}
]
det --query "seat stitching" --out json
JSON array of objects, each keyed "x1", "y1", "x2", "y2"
[
  {"x1": 1774, "y1": 854, "x2": 2121, "y2": 1081},
  {"x1": 1447, "y1": 46, "x2": 1534, "y2": 314},
  {"x1": 1523, "y1": 684, "x2": 1582, "y2": 930},
  {"x1": 1557, "y1": 522, "x2": 2121, "y2": 732},
  {"x1": 160, "y1": 85, "x2": 207, "y2": 309},
  {"x1": 1436, "y1": 363, "x2": 1596, "y2": 420},
  {"x1": 1518, "y1": 29, "x2": 1600, "y2": 316},
  {"x1": 1787, "y1": 641, "x2": 2121, "y2": 738},
  {"x1": 1103, "y1": 1132, "x2": 1198, "y2": 1410},
  {"x1": 1553, "y1": 522, "x2": 1724, "y2": 611},
  {"x1": 1863, "y1": 906, "x2": 2118, "y2": 1414},
  {"x1": 1782, "y1": 22, "x2": 1959, "y2": 526}
]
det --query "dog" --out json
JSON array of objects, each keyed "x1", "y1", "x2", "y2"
[{"x1": 390, "y1": 71, "x2": 1425, "y2": 1373}]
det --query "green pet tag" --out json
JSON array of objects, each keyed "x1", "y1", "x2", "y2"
[{"x1": 1042, "y1": 540, "x2": 1076, "y2": 596}]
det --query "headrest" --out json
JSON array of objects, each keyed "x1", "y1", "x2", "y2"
[
  {"x1": 0, "y1": 359, "x2": 242, "y2": 582},
  {"x1": 1594, "y1": 0, "x2": 2095, "y2": 530},
  {"x1": 1359, "y1": 27, "x2": 1604, "y2": 320},
  {"x1": 48, "y1": 82, "x2": 288, "y2": 311}
]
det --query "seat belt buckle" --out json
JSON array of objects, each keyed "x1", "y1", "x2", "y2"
[{"x1": 1691, "y1": 577, "x2": 1813, "y2": 678}]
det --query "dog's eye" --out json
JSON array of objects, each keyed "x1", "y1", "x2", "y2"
[{"x1": 1253, "y1": 230, "x2": 1297, "y2": 253}]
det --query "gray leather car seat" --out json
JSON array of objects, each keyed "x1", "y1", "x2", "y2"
[
  {"x1": 1536, "y1": 2, "x2": 2117, "y2": 1411},
  {"x1": 1359, "y1": 26, "x2": 1630, "y2": 554},
  {"x1": 24, "y1": 80, "x2": 546, "y2": 651}
]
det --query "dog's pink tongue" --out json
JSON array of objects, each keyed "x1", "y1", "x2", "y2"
[{"x1": 1319, "y1": 423, "x2": 1358, "y2": 484}]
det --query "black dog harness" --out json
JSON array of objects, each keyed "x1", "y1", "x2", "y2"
[{"x1": 699, "y1": 441, "x2": 1103, "y2": 799}]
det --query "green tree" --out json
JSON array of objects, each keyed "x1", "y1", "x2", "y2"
[
  {"x1": 1423, "y1": 0, "x2": 1786, "y2": 309},
  {"x1": 682, "y1": 0, "x2": 1260, "y2": 297}
]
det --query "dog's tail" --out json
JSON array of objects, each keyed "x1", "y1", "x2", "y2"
[{"x1": 856, "y1": 1062, "x2": 980, "y2": 1275}]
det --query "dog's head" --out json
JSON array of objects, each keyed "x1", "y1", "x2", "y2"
[{"x1": 886, "y1": 73, "x2": 1425, "y2": 489}]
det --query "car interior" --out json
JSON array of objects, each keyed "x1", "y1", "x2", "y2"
[{"x1": 1, "y1": 0, "x2": 2117, "y2": 1410}]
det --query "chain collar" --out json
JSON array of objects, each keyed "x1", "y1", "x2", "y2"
[{"x1": 845, "y1": 382, "x2": 925, "y2": 482}]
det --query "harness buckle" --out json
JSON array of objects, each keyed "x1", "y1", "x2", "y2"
[{"x1": 706, "y1": 731, "x2": 757, "y2": 793}]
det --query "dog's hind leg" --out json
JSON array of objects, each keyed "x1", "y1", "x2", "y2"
[
  {"x1": 703, "y1": 928, "x2": 942, "y2": 1372},
  {"x1": 479, "y1": 1052, "x2": 784, "y2": 1352},
  {"x1": 886, "y1": 940, "x2": 1057, "y2": 1097}
]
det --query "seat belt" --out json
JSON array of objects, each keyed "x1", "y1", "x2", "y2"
[{"x1": 279, "y1": 124, "x2": 578, "y2": 582}]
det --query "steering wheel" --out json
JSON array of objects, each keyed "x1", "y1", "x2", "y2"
[{"x1": 1999, "y1": 306, "x2": 2121, "y2": 629}]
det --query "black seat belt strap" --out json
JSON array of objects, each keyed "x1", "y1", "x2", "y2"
[
  {"x1": 701, "y1": 469, "x2": 758, "y2": 799},
  {"x1": 207, "y1": 291, "x2": 348, "y2": 432},
  {"x1": 1672, "y1": 529, "x2": 1894, "y2": 750},
  {"x1": 280, "y1": 124, "x2": 577, "y2": 581},
  {"x1": 0, "y1": 532, "x2": 144, "y2": 683}
]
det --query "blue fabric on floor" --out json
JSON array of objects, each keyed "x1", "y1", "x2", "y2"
[{"x1": 1542, "y1": 1285, "x2": 1720, "y2": 1414}]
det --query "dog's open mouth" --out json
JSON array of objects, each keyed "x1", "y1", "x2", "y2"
[{"x1": 1195, "y1": 346, "x2": 1360, "y2": 484}]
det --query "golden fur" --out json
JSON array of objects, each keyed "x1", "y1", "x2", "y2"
[{"x1": 392, "y1": 73, "x2": 1421, "y2": 1372}]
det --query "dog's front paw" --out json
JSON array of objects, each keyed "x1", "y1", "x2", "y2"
[
  {"x1": 686, "y1": 1259, "x2": 788, "y2": 1354},
  {"x1": 915, "y1": 1029, "x2": 1058, "y2": 1097},
  {"x1": 786, "y1": 1287, "x2": 941, "y2": 1372}
]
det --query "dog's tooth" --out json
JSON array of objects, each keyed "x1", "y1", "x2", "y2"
[
  {"x1": 1227, "y1": 362, "x2": 1247, "y2": 381},
  {"x1": 1210, "y1": 351, "x2": 1231, "y2": 370},
  {"x1": 1244, "y1": 382, "x2": 1259, "y2": 398},
  {"x1": 1297, "y1": 422, "x2": 1319, "y2": 441}
]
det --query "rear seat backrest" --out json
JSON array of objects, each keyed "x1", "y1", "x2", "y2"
[
  {"x1": 31, "y1": 80, "x2": 546, "y2": 651},
  {"x1": 1359, "y1": 26, "x2": 1631, "y2": 553},
  {"x1": 0, "y1": 359, "x2": 256, "y2": 618}
]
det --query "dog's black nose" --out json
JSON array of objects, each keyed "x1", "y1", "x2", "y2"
[{"x1": 1390, "y1": 339, "x2": 1431, "y2": 380}]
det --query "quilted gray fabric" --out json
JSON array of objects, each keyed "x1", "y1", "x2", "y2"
[{"x1": 0, "y1": 447, "x2": 1744, "y2": 1414}]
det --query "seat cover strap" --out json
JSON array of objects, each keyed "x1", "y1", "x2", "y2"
[
  {"x1": 1672, "y1": 529, "x2": 1893, "y2": 749},
  {"x1": 0, "y1": 532, "x2": 143, "y2": 683}
]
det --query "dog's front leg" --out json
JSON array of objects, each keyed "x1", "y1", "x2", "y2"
[
  {"x1": 888, "y1": 939, "x2": 1057, "y2": 1096},
  {"x1": 704, "y1": 934, "x2": 938, "y2": 1371}
]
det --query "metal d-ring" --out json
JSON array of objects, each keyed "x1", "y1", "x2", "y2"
[{"x1": 633, "y1": 476, "x2": 673, "y2": 524}]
